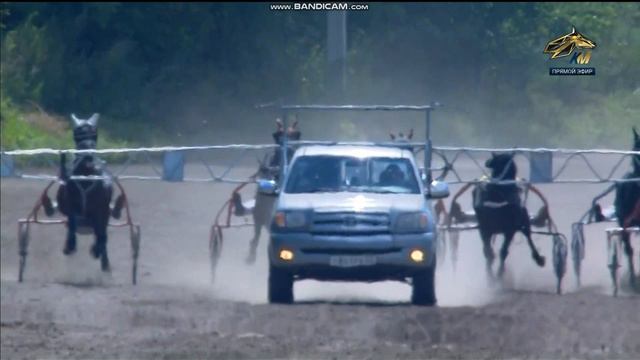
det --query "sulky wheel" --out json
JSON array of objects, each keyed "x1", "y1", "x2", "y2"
[
  {"x1": 607, "y1": 232, "x2": 620, "y2": 297},
  {"x1": 571, "y1": 223, "x2": 585, "y2": 288},
  {"x1": 552, "y1": 234, "x2": 568, "y2": 295},
  {"x1": 130, "y1": 226, "x2": 141, "y2": 285},
  {"x1": 209, "y1": 226, "x2": 223, "y2": 284},
  {"x1": 18, "y1": 223, "x2": 29, "y2": 283}
]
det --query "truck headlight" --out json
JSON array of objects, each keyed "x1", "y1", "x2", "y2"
[
  {"x1": 410, "y1": 249, "x2": 425, "y2": 263},
  {"x1": 274, "y1": 211, "x2": 308, "y2": 229},
  {"x1": 394, "y1": 212, "x2": 430, "y2": 233}
]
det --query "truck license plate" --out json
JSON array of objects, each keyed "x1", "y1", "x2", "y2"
[{"x1": 329, "y1": 255, "x2": 377, "y2": 268}]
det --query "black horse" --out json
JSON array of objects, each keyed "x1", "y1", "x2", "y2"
[
  {"x1": 613, "y1": 127, "x2": 640, "y2": 288},
  {"x1": 472, "y1": 152, "x2": 546, "y2": 280},
  {"x1": 232, "y1": 117, "x2": 301, "y2": 264},
  {"x1": 41, "y1": 114, "x2": 124, "y2": 272}
]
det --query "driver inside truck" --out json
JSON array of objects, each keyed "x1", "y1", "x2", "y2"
[{"x1": 379, "y1": 163, "x2": 405, "y2": 187}]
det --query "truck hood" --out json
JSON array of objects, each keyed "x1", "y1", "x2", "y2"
[{"x1": 278, "y1": 193, "x2": 426, "y2": 213}]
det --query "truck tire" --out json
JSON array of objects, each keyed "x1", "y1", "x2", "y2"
[
  {"x1": 412, "y1": 262, "x2": 437, "y2": 306},
  {"x1": 268, "y1": 265, "x2": 294, "y2": 304}
]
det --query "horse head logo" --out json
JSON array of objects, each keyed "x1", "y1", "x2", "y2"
[
  {"x1": 544, "y1": 27, "x2": 596, "y2": 60},
  {"x1": 70, "y1": 113, "x2": 99, "y2": 150}
]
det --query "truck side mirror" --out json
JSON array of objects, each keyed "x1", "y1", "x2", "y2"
[
  {"x1": 426, "y1": 180, "x2": 450, "y2": 199},
  {"x1": 257, "y1": 179, "x2": 279, "y2": 196}
]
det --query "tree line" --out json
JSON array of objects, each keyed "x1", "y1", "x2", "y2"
[{"x1": 1, "y1": 3, "x2": 638, "y2": 147}]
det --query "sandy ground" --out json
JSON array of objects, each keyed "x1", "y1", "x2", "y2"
[{"x1": 1, "y1": 153, "x2": 639, "y2": 359}]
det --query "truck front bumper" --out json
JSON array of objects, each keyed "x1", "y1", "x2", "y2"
[{"x1": 268, "y1": 232, "x2": 437, "y2": 282}]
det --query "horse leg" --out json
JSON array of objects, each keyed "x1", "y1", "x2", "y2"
[
  {"x1": 90, "y1": 220, "x2": 102, "y2": 259},
  {"x1": 63, "y1": 215, "x2": 77, "y2": 255},
  {"x1": 450, "y1": 202, "x2": 464, "y2": 224},
  {"x1": 92, "y1": 222, "x2": 110, "y2": 272},
  {"x1": 232, "y1": 192, "x2": 249, "y2": 217},
  {"x1": 497, "y1": 232, "x2": 515, "y2": 279},
  {"x1": 245, "y1": 222, "x2": 262, "y2": 265},
  {"x1": 481, "y1": 231, "x2": 495, "y2": 280},
  {"x1": 99, "y1": 227, "x2": 110, "y2": 273},
  {"x1": 621, "y1": 231, "x2": 636, "y2": 289},
  {"x1": 41, "y1": 193, "x2": 56, "y2": 216},
  {"x1": 450, "y1": 229, "x2": 459, "y2": 272},
  {"x1": 521, "y1": 209, "x2": 546, "y2": 267},
  {"x1": 111, "y1": 194, "x2": 125, "y2": 219}
]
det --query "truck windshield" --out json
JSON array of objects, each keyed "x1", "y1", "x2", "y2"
[{"x1": 284, "y1": 155, "x2": 421, "y2": 194}]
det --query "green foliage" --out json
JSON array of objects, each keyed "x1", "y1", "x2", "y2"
[
  {"x1": 1, "y1": 97, "x2": 128, "y2": 152},
  {"x1": 0, "y1": 97, "x2": 70, "y2": 149},
  {"x1": 553, "y1": 90, "x2": 640, "y2": 148},
  {"x1": 0, "y1": 3, "x2": 638, "y2": 149}
]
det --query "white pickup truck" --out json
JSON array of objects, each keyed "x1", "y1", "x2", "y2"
[{"x1": 260, "y1": 144, "x2": 450, "y2": 305}]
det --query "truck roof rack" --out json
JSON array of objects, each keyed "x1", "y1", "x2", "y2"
[{"x1": 256, "y1": 103, "x2": 442, "y2": 195}]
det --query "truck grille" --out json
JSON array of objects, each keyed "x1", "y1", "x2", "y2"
[
  {"x1": 301, "y1": 247, "x2": 401, "y2": 255},
  {"x1": 311, "y1": 212, "x2": 390, "y2": 235}
]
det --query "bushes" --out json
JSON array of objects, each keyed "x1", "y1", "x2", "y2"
[
  {"x1": 1, "y1": 3, "x2": 638, "y2": 149},
  {"x1": 1, "y1": 97, "x2": 128, "y2": 151},
  {"x1": 0, "y1": 97, "x2": 70, "y2": 150}
]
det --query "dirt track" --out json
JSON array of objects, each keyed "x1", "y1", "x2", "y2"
[{"x1": 2, "y1": 157, "x2": 639, "y2": 359}]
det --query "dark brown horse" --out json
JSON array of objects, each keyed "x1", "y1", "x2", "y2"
[
  {"x1": 613, "y1": 127, "x2": 640, "y2": 288},
  {"x1": 232, "y1": 118, "x2": 301, "y2": 264},
  {"x1": 41, "y1": 114, "x2": 124, "y2": 271},
  {"x1": 472, "y1": 153, "x2": 546, "y2": 280}
]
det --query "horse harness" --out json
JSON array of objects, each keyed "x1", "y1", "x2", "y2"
[{"x1": 474, "y1": 175, "x2": 526, "y2": 209}]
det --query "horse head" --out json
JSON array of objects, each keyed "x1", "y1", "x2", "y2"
[
  {"x1": 389, "y1": 128, "x2": 414, "y2": 152},
  {"x1": 633, "y1": 126, "x2": 640, "y2": 175},
  {"x1": 389, "y1": 128, "x2": 413, "y2": 142},
  {"x1": 485, "y1": 152, "x2": 517, "y2": 180},
  {"x1": 70, "y1": 113, "x2": 99, "y2": 150},
  {"x1": 268, "y1": 117, "x2": 302, "y2": 173},
  {"x1": 569, "y1": 27, "x2": 596, "y2": 49},
  {"x1": 273, "y1": 116, "x2": 302, "y2": 145}
]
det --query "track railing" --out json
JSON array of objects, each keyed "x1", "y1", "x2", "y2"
[{"x1": 2, "y1": 144, "x2": 638, "y2": 185}]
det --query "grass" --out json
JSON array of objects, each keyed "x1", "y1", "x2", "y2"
[{"x1": 1, "y1": 98, "x2": 130, "y2": 165}]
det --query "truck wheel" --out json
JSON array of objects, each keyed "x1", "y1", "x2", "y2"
[
  {"x1": 268, "y1": 265, "x2": 294, "y2": 304},
  {"x1": 412, "y1": 263, "x2": 437, "y2": 306}
]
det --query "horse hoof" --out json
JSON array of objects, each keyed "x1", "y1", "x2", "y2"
[
  {"x1": 485, "y1": 273, "x2": 495, "y2": 285},
  {"x1": 245, "y1": 253, "x2": 257, "y2": 265},
  {"x1": 63, "y1": 241, "x2": 77, "y2": 255},
  {"x1": 534, "y1": 254, "x2": 546, "y2": 267},
  {"x1": 90, "y1": 244, "x2": 101, "y2": 259},
  {"x1": 62, "y1": 245, "x2": 76, "y2": 256}
]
